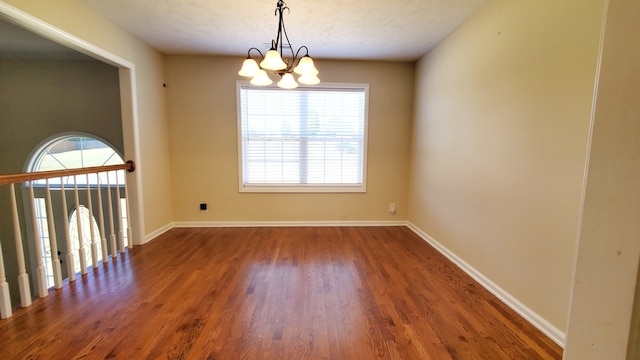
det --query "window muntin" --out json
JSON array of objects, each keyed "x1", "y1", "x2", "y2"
[{"x1": 237, "y1": 83, "x2": 368, "y2": 192}]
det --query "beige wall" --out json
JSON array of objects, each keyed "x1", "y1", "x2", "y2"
[
  {"x1": 408, "y1": 0, "x2": 605, "y2": 333},
  {"x1": 564, "y1": 0, "x2": 640, "y2": 357},
  {"x1": 1, "y1": 0, "x2": 173, "y2": 237},
  {"x1": 165, "y1": 56, "x2": 413, "y2": 223}
]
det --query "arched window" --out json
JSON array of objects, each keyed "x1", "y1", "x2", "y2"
[
  {"x1": 29, "y1": 135, "x2": 125, "y2": 185},
  {"x1": 28, "y1": 135, "x2": 127, "y2": 288}
]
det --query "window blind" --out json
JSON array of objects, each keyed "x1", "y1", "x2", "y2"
[{"x1": 238, "y1": 84, "x2": 367, "y2": 192}]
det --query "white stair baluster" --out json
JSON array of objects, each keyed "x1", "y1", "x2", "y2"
[
  {"x1": 106, "y1": 171, "x2": 117, "y2": 259},
  {"x1": 73, "y1": 176, "x2": 87, "y2": 275},
  {"x1": 60, "y1": 177, "x2": 76, "y2": 282},
  {"x1": 96, "y1": 174, "x2": 108, "y2": 263},
  {"x1": 45, "y1": 179, "x2": 63, "y2": 289},
  {"x1": 28, "y1": 181, "x2": 48, "y2": 298},
  {"x1": 10, "y1": 183, "x2": 31, "y2": 307},
  {"x1": 0, "y1": 241, "x2": 12, "y2": 319},
  {"x1": 123, "y1": 176, "x2": 133, "y2": 248},
  {"x1": 115, "y1": 171, "x2": 124, "y2": 254},
  {"x1": 86, "y1": 174, "x2": 98, "y2": 269}
]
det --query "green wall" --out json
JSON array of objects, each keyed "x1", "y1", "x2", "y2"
[{"x1": 0, "y1": 58, "x2": 122, "y2": 305}]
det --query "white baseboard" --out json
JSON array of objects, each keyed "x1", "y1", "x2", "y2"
[
  {"x1": 172, "y1": 220, "x2": 408, "y2": 228},
  {"x1": 406, "y1": 222, "x2": 566, "y2": 348},
  {"x1": 143, "y1": 222, "x2": 175, "y2": 244},
  {"x1": 143, "y1": 220, "x2": 406, "y2": 241}
]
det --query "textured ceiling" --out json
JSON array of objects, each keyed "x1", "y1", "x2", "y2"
[{"x1": 80, "y1": 0, "x2": 489, "y2": 61}]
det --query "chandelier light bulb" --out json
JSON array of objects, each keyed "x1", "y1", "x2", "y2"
[
  {"x1": 250, "y1": 69, "x2": 273, "y2": 86},
  {"x1": 277, "y1": 73, "x2": 299, "y2": 89},
  {"x1": 293, "y1": 56, "x2": 318, "y2": 75},
  {"x1": 260, "y1": 49, "x2": 287, "y2": 71},
  {"x1": 298, "y1": 73, "x2": 320, "y2": 85},
  {"x1": 238, "y1": 58, "x2": 260, "y2": 77}
]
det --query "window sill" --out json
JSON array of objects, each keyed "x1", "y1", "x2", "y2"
[{"x1": 239, "y1": 184, "x2": 366, "y2": 193}]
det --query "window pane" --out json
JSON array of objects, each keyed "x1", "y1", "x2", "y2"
[{"x1": 238, "y1": 84, "x2": 367, "y2": 191}]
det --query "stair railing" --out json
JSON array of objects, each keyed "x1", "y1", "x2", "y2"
[{"x1": 0, "y1": 160, "x2": 135, "y2": 319}]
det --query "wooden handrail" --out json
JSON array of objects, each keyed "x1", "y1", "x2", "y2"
[{"x1": 0, "y1": 160, "x2": 135, "y2": 186}]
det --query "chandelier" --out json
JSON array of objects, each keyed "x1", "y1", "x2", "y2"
[{"x1": 238, "y1": 0, "x2": 320, "y2": 89}]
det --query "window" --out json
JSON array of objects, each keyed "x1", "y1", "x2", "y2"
[
  {"x1": 30, "y1": 135, "x2": 125, "y2": 186},
  {"x1": 237, "y1": 83, "x2": 368, "y2": 192},
  {"x1": 27, "y1": 135, "x2": 128, "y2": 287}
]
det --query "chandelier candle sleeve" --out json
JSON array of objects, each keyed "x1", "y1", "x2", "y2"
[{"x1": 237, "y1": 0, "x2": 320, "y2": 89}]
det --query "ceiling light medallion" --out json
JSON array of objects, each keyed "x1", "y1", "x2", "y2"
[{"x1": 238, "y1": 0, "x2": 320, "y2": 89}]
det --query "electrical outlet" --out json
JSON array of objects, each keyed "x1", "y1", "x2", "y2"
[
  {"x1": 199, "y1": 203, "x2": 208, "y2": 212},
  {"x1": 389, "y1": 202, "x2": 396, "y2": 214}
]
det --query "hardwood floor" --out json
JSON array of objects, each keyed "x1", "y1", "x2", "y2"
[{"x1": 0, "y1": 226, "x2": 562, "y2": 359}]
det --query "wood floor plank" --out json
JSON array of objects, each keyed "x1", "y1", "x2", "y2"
[{"x1": 0, "y1": 226, "x2": 563, "y2": 359}]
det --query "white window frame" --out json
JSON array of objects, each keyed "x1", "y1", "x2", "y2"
[{"x1": 236, "y1": 82, "x2": 369, "y2": 193}]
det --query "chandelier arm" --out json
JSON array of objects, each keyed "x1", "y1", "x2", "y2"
[
  {"x1": 279, "y1": 13, "x2": 297, "y2": 71},
  {"x1": 274, "y1": 8, "x2": 282, "y2": 51},
  {"x1": 273, "y1": 1, "x2": 282, "y2": 48},
  {"x1": 293, "y1": 46, "x2": 310, "y2": 64},
  {"x1": 247, "y1": 47, "x2": 264, "y2": 59}
]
